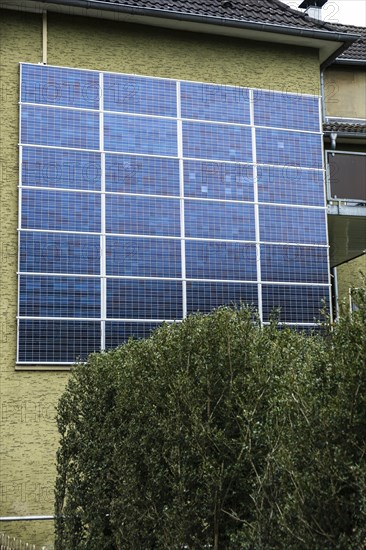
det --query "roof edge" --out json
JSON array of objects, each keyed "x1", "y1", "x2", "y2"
[
  {"x1": 36, "y1": 0, "x2": 359, "y2": 44},
  {"x1": 332, "y1": 58, "x2": 366, "y2": 66}
]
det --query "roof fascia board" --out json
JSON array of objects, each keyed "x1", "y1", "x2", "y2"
[{"x1": 0, "y1": 0, "x2": 359, "y2": 66}]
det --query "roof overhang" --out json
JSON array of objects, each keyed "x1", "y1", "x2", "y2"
[
  {"x1": 328, "y1": 209, "x2": 366, "y2": 267},
  {"x1": 0, "y1": 0, "x2": 359, "y2": 68}
]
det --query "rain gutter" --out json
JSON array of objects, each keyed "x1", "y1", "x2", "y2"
[
  {"x1": 333, "y1": 58, "x2": 366, "y2": 66},
  {"x1": 36, "y1": 0, "x2": 359, "y2": 68}
]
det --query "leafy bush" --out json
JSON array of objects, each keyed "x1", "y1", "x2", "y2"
[{"x1": 55, "y1": 292, "x2": 366, "y2": 549}]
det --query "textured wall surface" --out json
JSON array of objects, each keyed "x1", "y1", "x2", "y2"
[
  {"x1": 337, "y1": 255, "x2": 366, "y2": 307},
  {"x1": 324, "y1": 66, "x2": 366, "y2": 119},
  {"x1": 0, "y1": 12, "x2": 69, "y2": 547},
  {"x1": 0, "y1": 8, "x2": 321, "y2": 547}
]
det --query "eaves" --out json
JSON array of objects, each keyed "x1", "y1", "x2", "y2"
[{"x1": 0, "y1": 0, "x2": 360, "y2": 68}]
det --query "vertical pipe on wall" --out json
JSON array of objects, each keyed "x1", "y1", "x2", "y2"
[
  {"x1": 331, "y1": 267, "x2": 339, "y2": 320},
  {"x1": 42, "y1": 11, "x2": 48, "y2": 64},
  {"x1": 320, "y1": 70, "x2": 326, "y2": 122}
]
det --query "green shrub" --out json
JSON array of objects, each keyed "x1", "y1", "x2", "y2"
[{"x1": 55, "y1": 294, "x2": 366, "y2": 549}]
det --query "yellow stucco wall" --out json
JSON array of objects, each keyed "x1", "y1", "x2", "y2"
[
  {"x1": 337, "y1": 255, "x2": 366, "y2": 309},
  {"x1": 0, "y1": 8, "x2": 321, "y2": 547},
  {"x1": 324, "y1": 66, "x2": 366, "y2": 119}
]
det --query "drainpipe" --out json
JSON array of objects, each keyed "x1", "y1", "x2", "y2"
[
  {"x1": 320, "y1": 70, "x2": 326, "y2": 123},
  {"x1": 331, "y1": 267, "x2": 339, "y2": 320},
  {"x1": 42, "y1": 10, "x2": 47, "y2": 64}
]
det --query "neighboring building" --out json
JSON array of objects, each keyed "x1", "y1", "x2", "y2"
[
  {"x1": 323, "y1": 24, "x2": 366, "y2": 309},
  {"x1": 0, "y1": 0, "x2": 362, "y2": 546}
]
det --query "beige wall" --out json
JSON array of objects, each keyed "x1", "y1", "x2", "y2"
[
  {"x1": 0, "y1": 8, "x2": 321, "y2": 547},
  {"x1": 324, "y1": 66, "x2": 366, "y2": 119},
  {"x1": 337, "y1": 255, "x2": 366, "y2": 308}
]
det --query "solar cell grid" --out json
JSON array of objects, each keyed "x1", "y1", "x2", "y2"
[
  {"x1": 183, "y1": 121, "x2": 252, "y2": 162},
  {"x1": 105, "y1": 322, "x2": 164, "y2": 349},
  {"x1": 256, "y1": 129, "x2": 323, "y2": 168},
  {"x1": 18, "y1": 320, "x2": 101, "y2": 363},
  {"x1": 22, "y1": 189, "x2": 101, "y2": 233},
  {"x1": 186, "y1": 241, "x2": 257, "y2": 281},
  {"x1": 260, "y1": 245, "x2": 329, "y2": 283},
  {"x1": 19, "y1": 275, "x2": 100, "y2": 318},
  {"x1": 181, "y1": 81, "x2": 250, "y2": 124},
  {"x1": 106, "y1": 195, "x2": 180, "y2": 236},
  {"x1": 186, "y1": 282, "x2": 258, "y2": 315},
  {"x1": 21, "y1": 105, "x2": 99, "y2": 150},
  {"x1": 106, "y1": 237, "x2": 181, "y2": 278},
  {"x1": 184, "y1": 200, "x2": 255, "y2": 241},
  {"x1": 104, "y1": 73, "x2": 177, "y2": 117},
  {"x1": 105, "y1": 154, "x2": 180, "y2": 196},
  {"x1": 259, "y1": 205, "x2": 327, "y2": 245},
  {"x1": 18, "y1": 64, "x2": 330, "y2": 363},
  {"x1": 107, "y1": 279, "x2": 183, "y2": 320},
  {"x1": 104, "y1": 114, "x2": 177, "y2": 156},
  {"x1": 19, "y1": 232, "x2": 100, "y2": 275},
  {"x1": 184, "y1": 160, "x2": 254, "y2": 201},
  {"x1": 253, "y1": 90, "x2": 320, "y2": 132},
  {"x1": 21, "y1": 64, "x2": 100, "y2": 109},
  {"x1": 257, "y1": 165, "x2": 324, "y2": 206},
  {"x1": 22, "y1": 147, "x2": 101, "y2": 191},
  {"x1": 262, "y1": 285, "x2": 329, "y2": 323}
]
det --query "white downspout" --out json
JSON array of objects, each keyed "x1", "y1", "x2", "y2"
[{"x1": 42, "y1": 11, "x2": 48, "y2": 64}]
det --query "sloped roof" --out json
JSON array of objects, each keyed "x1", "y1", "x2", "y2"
[
  {"x1": 329, "y1": 24, "x2": 366, "y2": 62},
  {"x1": 88, "y1": 0, "x2": 333, "y2": 29},
  {"x1": 23, "y1": 0, "x2": 364, "y2": 65},
  {"x1": 324, "y1": 120, "x2": 366, "y2": 137}
]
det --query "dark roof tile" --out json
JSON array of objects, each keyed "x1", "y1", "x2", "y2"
[
  {"x1": 42, "y1": 0, "x2": 365, "y2": 61},
  {"x1": 324, "y1": 121, "x2": 366, "y2": 136},
  {"x1": 329, "y1": 24, "x2": 366, "y2": 62},
  {"x1": 82, "y1": 0, "x2": 352, "y2": 30}
]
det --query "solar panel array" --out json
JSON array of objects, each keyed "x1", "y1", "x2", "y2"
[{"x1": 18, "y1": 64, "x2": 330, "y2": 364}]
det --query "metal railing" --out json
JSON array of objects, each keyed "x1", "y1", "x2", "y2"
[
  {"x1": 0, "y1": 517, "x2": 54, "y2": 549},
  {"x1": 0, "y1": 533, "x2": 38, "y2": 550}
]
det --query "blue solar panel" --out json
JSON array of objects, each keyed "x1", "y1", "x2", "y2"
[
  {"x1": 262, "y1": 285, "x2": 329, "y2": 323},
  {"x1": 253, "y1": 90, "x2": 320, "y2": 132},
  {"x1": 104, "y1": 114, "x2": 177, "y2": 156},
  {"x1": 105, "y1": 322, "x2": 163, "y2": 349},
  {"x1": 19, "y1": 276, "x2": 100, "y2": 318},
  {"x1": 21, "y1": 105, "x2": 99, "y2": 150},
  {"x1": 257, "y1": 165, "x2": 324, "y2": 207},
  {"x1": 107, "y1": 279, "x2": 183, "y2": 320},
  {"x1": 22, "y1": 147, "x2": 101, "y2": 190},
  {"x1": 106, "y1": 195, "x2": 180, "y2": 236},
  {"x1": 22, "y1": 189, "x2": 101, "y2": 232},
  {"x1": 186, "y1": 241, "x2": 257, "y2": 280},
  {"x1": 185, "y1": 201, "x2": 255, "y2": 241},
  {"x1": 18, "y1": 320, "x2": 101, "y2": 363},
  {"x1": 186, "y1": 282, "x2": 258, "y2": 315},
  {"x1": 19, "y1": 232, "x2": 100, "y2": 275},
  {"x1": 181, "y1": 82, "x2": 250, "y2": 124},
  {"x1": 183, "y1": 121, "x2": 252, "y2": 162},
  {"x1": 184, "y1": 161, "x2": 254, "y2": 201},
  {"x1": 259, "y1": 206, "x2": 327, "y2": 245},
  {"x1": 104, "y1": 73, "x2": 177, "y2": 117},
  {"x1": 256, "y1": 129, "x2": 323, "y2": 168},
  {"x1": 106, "y1": 154, "x2": 179, "y2": 196},
  {"x1": 21, "y1": 64, "x2": 100, "y2": 109},
  {"x1": 18, "y1": 64, "x2": 330, "y2": 363},
  {"x1": 260, "y1": 245, "x2": 329, "y2": 283},
  {"x1": 106, "y1": 237, "x2": 181, "y2": 278}
]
